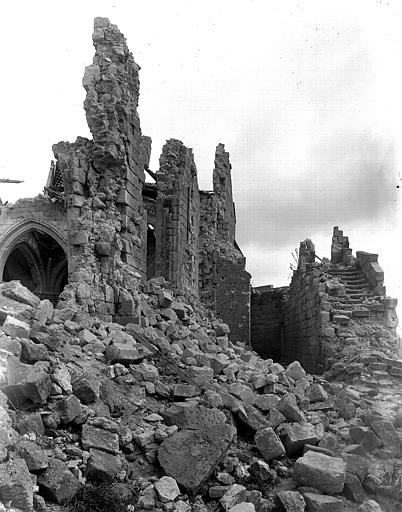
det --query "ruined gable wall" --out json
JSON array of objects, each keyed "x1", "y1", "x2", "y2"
[
  {"x1": 213, "y1": 143, "x2": 235, "y2": 243},
  {"x1": 52, "y1": 18, "x2": 149, "y2": 323},
  {"x1": 155, "y1": 139, "x2": 200, "y2": 297},
  {"x1": 199, "y1": 145, "x2": 251, "y2": 343}
]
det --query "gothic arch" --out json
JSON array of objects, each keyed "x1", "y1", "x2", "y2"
[{"x1": 0, "y1": 220, "x2": 68, "y2": 303}]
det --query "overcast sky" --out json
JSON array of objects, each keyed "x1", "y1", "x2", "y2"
[{"x1": 0, "y1": 0, "x2": 400, "y2": 312}]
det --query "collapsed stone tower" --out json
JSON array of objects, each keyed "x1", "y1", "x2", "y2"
[{"x1": 0, "y1": 18, "x2": 251, "y2": 341}]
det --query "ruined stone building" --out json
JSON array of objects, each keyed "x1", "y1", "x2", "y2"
[
  {"x1": 0, "y1": 18, "x2": 251, "y2": 343},
  {"x1": 0, "y1": 18, "x2": 397, "y2": 374}
]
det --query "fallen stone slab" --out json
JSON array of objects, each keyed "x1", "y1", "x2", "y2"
[
  {"x1": 1, "y1": 315, "x2": 30, "y2": 339},
  {"x1": 220, "y1": 484, "x2": 247, "y2": 510},
  {"x1": 283, "y1": 422, "x2": 319, "y2": 456},
  {"x1": 343, "y1": 472, "x2": 366, "y2": 503},
  {"x1": 53, "y1": 395, "x2": 82, "y2": 424},
  {"x1": 72, "y1": 374, "x2": 100, "y2": 403},
  {"x1": 276, "y1": 490, "x2": 305, "y2": 512},
  {"x1": 254, "y1": 427, "x2": 286, "y2": 461},
  {"x1": 228, "y1": 503, "x2": 255, "y2": 512},
  {"x1": 86, "y1": 448, "x2": 121, "y2": 482},
  {"x1": 1, "y1": 281, "x2": 40, "y2": 307},
  {"x1": 277, "y1": 393, "x2": 304, "y2": 422},
  {"x1": 37, "y1": 458, "x2": 81, "y2": 503},
  {"x1": 81, "y1": 424, "x2": 119, "y2": 454},
  {"x1": 235, "y1": 403, "x2": 271, "y2": 432},
  {"x1": 154, "y1": 476, "x2": 181, "y2": 503},
  {"x1": 303, "y1": 492, "x2": 344, "y2": 512},
  {"x1": 284, "y1": 361, "x2": 307, "y2": 381},
  {"x1": 16, "y1": 439, "x2": 49, "y2": 471},
  {"x1": 371, "y1": 420, "x2": 399, "y2": 447},
  {"x1": 0, "y1": 457, "x2": 33, "y2": 511},
  {"x1": 158, "y1": 423, "x2": 236, "y2": 492},
  {"x1": 161, "y1": 403, "x2": 226, "y2": 430},
  {"x1": 294, "y1": 451, "x2": 347, "y2": 495},
  {"x1": 357, "y1": 500, "x2": 383, "y2": 512},
  {"x1": 4, "y1": 357, "x2": 51, "y2": 407}
]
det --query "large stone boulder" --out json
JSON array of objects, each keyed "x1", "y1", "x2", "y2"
[
  {"x1": 0, "y1": 458, "x2": 34, "y2": 511},
  {"x1": 294, "y1": 451, "x2": 347, "y2": 495},
  {"x1": 37, "y1": 458, "x2": 81, "y2": 503},
  {"x1": 158, "y1": 423, "x2": 236, "y2": 492}
]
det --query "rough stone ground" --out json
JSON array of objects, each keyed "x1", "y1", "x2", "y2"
[{"x1": 0, "y1": 279, "x2": 401, "y2": 512}]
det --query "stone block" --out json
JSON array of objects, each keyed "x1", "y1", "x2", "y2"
[
  {"x1": 37, "y1": 458, "x2": 81, "y2": 503},
  {"x1": 86, "y1": 448, "x2": 121, "y2": 482},
  {"x1": 283, "y1": 422, "x2": 319, "y2": 456},
  {"x1": 81, "y1": 424, "x2": 119, "y2": 454},
  {"x1": 154, "y1": 476, "x2": 181, "y2": 503},
  {"x1": 0, "y1": 458, "x2": 33, "y2": 511},
  {"x1": 158, "y1": 423, "x2": 236, "y2": 492},
  {"x1": 254, "y1": 427, "x2": 285, "y2": 461},
  {"x1": 294, "y1": 451, "x2": 346, "y2": 494},
  {"x1": 1, "y1": 315, "x2": 30, "y2": 338},
  {"x1": 303, "y1": 493, "x2": 344, "y2": 512}
]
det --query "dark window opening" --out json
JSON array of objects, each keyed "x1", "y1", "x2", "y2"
[
  {"x1": 2, "y1": 230, "x2": 68, "y2": 305},
  {"x1": 146, "y1": 225, "x2": 156, "y2": 281}
]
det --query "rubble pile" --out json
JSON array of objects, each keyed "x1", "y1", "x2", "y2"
[{"x1": 0, "y1": 279, "x2": 401, "y2": 512}]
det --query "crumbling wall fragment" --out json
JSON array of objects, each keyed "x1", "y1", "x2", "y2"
[
  {"x1": 155, "y1": 139, "x2": 200, "y2": 296},
  {"x1": 52, "y1": 18, "x2": 150, "y2": 322}
]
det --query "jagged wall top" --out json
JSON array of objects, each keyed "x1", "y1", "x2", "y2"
[{"x1": 82, "y1": 17, "x2": 144, "y2": 178}]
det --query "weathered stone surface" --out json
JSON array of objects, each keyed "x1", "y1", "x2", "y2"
[
  {"x1": 81, "y1": 424, "x2": 119, "y2": 454},
  {"x1": 37, "y1": 458, "x2": 81, "y2": 503},
  {"x1": 1, "y1": 315, "x2": 30, "y2": 338},
  {"x1": 294, "y1": 451, "x2": 347, "y2": 494},
  {"x1": 4, "y1": 357, "x2": 51, "y2": 406},
  {"x1": 53, "y1": 395, "x2": 82, "y2": 424},
  {"x1": 228, "y1": 504, "x2": 255, "y2": 512},
  {"x1": 21, "y1": 339, "x2": 49, "y2": 363},
  {"x1": 72, "y1": 374, "x2": 100, "y2": 404},
  {"x1": 1, "y1": 281, "x2": 40, "y2": 308},
  {"x1": 86, "y1": 448, "x2": 121, "y2": 482},
  {"x1": 158, "y1": 423, "x2": 236, "y2": 491},
  {"x1": 220, "y1": 484, "x2": 247, "y2": 510},
  {"x1": 154, "y1": 476, "x2": 181, "y2": 502},
  {"x1": 285, "y1": 361, "x2": 307, "y2": 381},
  {"x1": 283, "y1": 422, "x2": 318, "y2": 456},
  {"x1": 254, "y1": 427, "x2": 285, "y2": 461},
  {"x1": 371, "y1": 420, "x2": 399, "y2": 447},
  {"x1": 306, "y1": 384, "x2": 328, "y2": 403},
  {"x1": 16, "y1": 439, "x2": 49, "y2": 471},
  {"x1": 254, "y1": 393, "x2": 279, "y2": 412},
  {"x1": 303, "y1": 493, "x2": 344, "y2": 512},
  {"x1": 277, "y1": 393, "x2": 304, "y2": 422},
  {"x1": 0, "y1": 458, "x2": 34, "y2": 511},
  {"x1": 344, "y1": 472, "x2": 366, "y2": 503},
  {"x1": 276, "y1": 490, "x2": 305, "y2": 512},
  {"x1": 357, "y1": 500, "x2": 383, "y2": 512},
  {"x1": 161, "y1": 403, "x2": 226, "y2": 430}
]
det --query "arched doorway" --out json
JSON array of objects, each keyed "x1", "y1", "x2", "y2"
[{"x1": 2, "y1": 229, "x2": 68, "y2": 304}]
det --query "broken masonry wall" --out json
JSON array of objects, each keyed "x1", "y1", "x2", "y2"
[
  {"x1": 282, "y1": 263, "x2": 327, "y2": 373},
  {"x1": 199, "y1": 191, "x2": 218, "y2": 307},
  {"x1": 215, "y1": 257, "x2": 251, "y2": 344},
  {"x1": 331, "y1": 226, "x2": 353, "y2": 265},
  {"x1": 52, "y1": 18, "x2": 150, "y2": 323},
  {"x1": 198, "y1": 145, "x2": 251, "y2": 344},
  {"x1": 155, "y1": 139, "x2": 200, "y2": 297},
  {"x1": 250, "y1": 286, "x2": 288, "y2": 360},
  {"x1": 213, "y1": 143, "x2": 236, "y2": 243},
  {"x1": 356, "y1": 251, "x2": 386, "y2": 296}
]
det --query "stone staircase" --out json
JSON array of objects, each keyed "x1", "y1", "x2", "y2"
[{"x1": 325, "y1": 265, "x2": 384, "y2": 325}]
